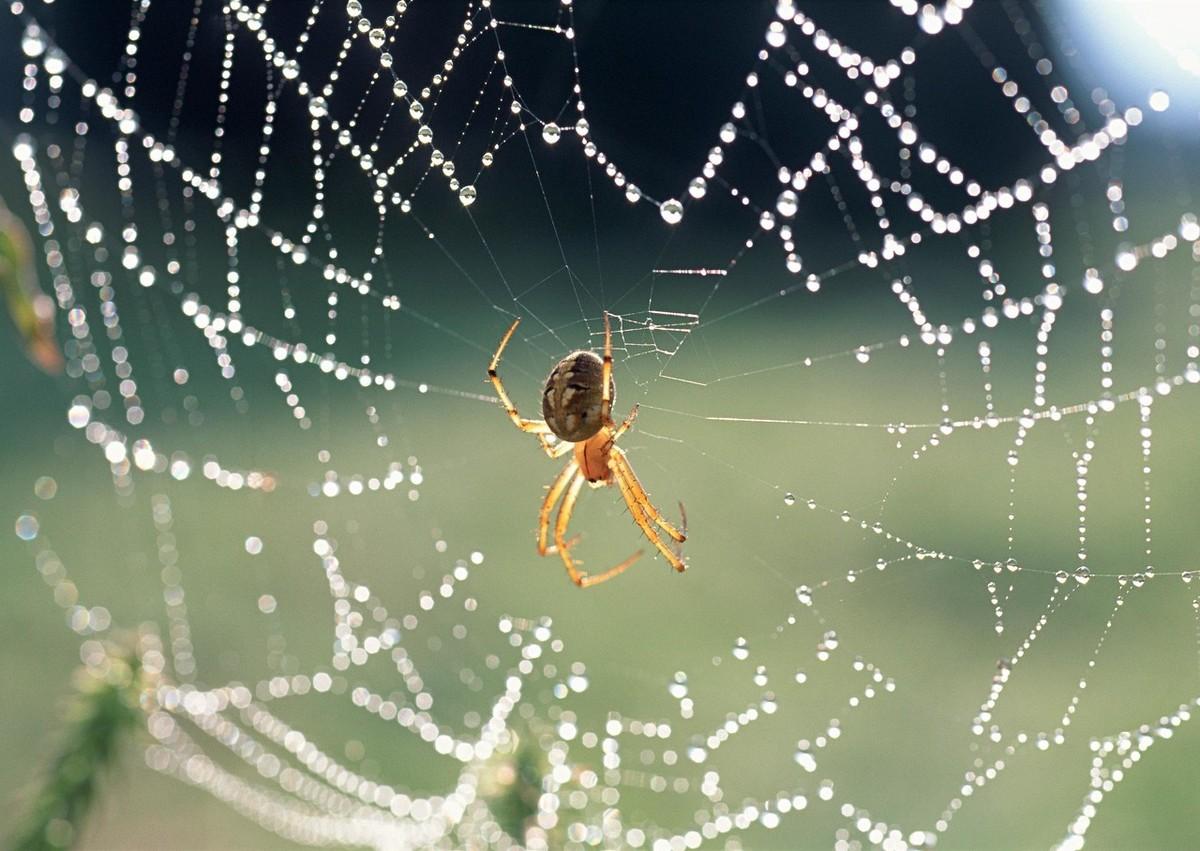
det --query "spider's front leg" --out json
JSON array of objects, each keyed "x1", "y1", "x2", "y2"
[
  {"x1": 488, "y1": 316, "x2": 564, "y2": 459},
  {"x1": 610, "y1": 447, "x2": 687, "y2": 573},
  {"x1": 552, "y1": 466, "x2": 642, "y2": 588}
]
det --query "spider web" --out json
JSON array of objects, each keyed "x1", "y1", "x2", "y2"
[{"x1": 4, "y1": 0, "x2": 1200, "y2": 849}]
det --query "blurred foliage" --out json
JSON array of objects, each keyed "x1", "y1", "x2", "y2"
[{"x1": 11, "y1": 636, "x2": 153, "y2": 850}]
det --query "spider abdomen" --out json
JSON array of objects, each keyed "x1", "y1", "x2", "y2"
[{"x1": 542, "y1": 350, "x2": 613, "y2": 442}]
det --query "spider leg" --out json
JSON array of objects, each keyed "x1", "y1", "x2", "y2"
[
  {"x1": 611, "y1": 448, "x2": 687, "y2": 572},
  {"x1": 608, "y1": 403, "x2": 639, "y2": 444},
  {"x1": 577, "y1": 550, "x2": 643, "y2": 588},
  {"x1": 538, "y1": 459, "x2": 580, "y2": 556},
  {"x1": 600, "y1": 312, "x2": 613, "y2": 425},
  {"x1": 488, "y1": 317, "x2": 567, "y2": 459},
  {"x1": 610, "y1": 448, "x2": 687, "y2": 543},
  {"x1": 554, "y1": 469, "x2": 643, "y2": 588}
]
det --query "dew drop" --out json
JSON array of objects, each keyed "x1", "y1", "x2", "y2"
[
  {"x1": 795, "y1": 585, "x2": 813, "y2": 606},
  {"x1": 245, "y1": 536, "x2": 264, "y2": 555},
  {"x1": 346, "y1": 0, "x2": 362, "y2": 16},
  {"x1": 409, "y1": 101, "x2": 424, "y2": 120},
  {"x1": 794, "y1": 749, "x2": 817, "y2": 772},
  {"x1": 308, "y1": 97, "x2": 328, "y2": 118},
  {"x1": 732, "y1": 637, "x2": 750, "y2": 660},
  {"x1": 458, "y1": 185, "x2": 477, "y2": 207},
  {"x1": 392, "y1": 79, "x2": 408, "y2": 99},
  {"x1": 1073, "y1": 566, "x2": 1091, "y2": 585},
  {"x1": 15, "y1": 514, "x2": 39, "y2": 541},
  {"x1": 688, "y1": 177, "x2": 707, "y2": 199},
  {"x1": 783, "y1": 492, "x2": 796, "y2": 506},
  {"x1": 541, "y1": 122, "x2": 561, "y2": 144},
  {"x1": 1182, "y1": 571, "x2": 1195, "y2": 584},
  {"x1": 776, "y1": 189, "x2": 798, "y2": 218},
  {"x1": 34, "y1": 476, "x2": 57, "y2": 500},
  {"x1": 1055, "y1": 569, "x2": 1069, "y2": 585},
  {"x1": 659, "y1": 198, "x2": 684, "y2": 225},
  {"x1": 21, "y1": 24, "x2": 46, "y2": 58},
  {"x1": 368, "y1": 28, "x2": 386, "y2": 49}
]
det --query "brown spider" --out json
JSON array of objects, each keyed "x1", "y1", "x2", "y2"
[{"x1": 488, "y1": 313, "x2": 687, "y2": 588}]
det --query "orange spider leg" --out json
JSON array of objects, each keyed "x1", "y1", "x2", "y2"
[
  {"x1": 610, "y1": 448, "x2": 687, "y2": 572},
  {"x1": 554, "y1": 469, "x2": 643, "y2": 587},
  {"x1": 538, "y1": 459, "x2": 580, "y2": 555},
  {"x1": 489, "y1": 317, "x2": 567, "y2": 459},
  {"x1": 600, "y1": 312, "x2": 614, "y2": 425},
  {"x1": 608, "y1": 403, "x2": 639, "y2": 443},
  {"x1": 610, "y1": 449, "x2": 686, "y2": 543}
]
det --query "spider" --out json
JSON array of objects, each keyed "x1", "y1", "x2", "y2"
[{"x1": 488, "y1": 313, "x2": 687, "y2": 588}]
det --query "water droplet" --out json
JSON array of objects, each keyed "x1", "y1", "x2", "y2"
[
  {"x1": 1073, "y1": 566, "x2": 1091, "y2": 585},
  {"x1": 686, "y1": 744, "x2": 707, "y2": 763},
  {"x1": 795, "y1": 585, "x2": 812, "y2": 606},
  {"x1": 732, "y1": 637, "x2": 750, "y2": 660},
  {"x1": 1148, "y1": 89, "x2": 1170, "y2": 112},
  {"x1": 659, "y1": 198, "x2": 683, "y2": 225},
  {"x1": 392, "y1": 79, "x2": 408, "y2": 99},
  {"x1": 567, "y1": 673, "x2": 589, "y2": 692},
  {"x1": 1182, "y1": 571, "x2": 1195, "y2": 584},
  {"x1": 282, "y1": 59, "x2": 299, "y2": 80},
  {"x1": 776, "y1": 189, "x2": 798, "y2": 218},
  {"x1": 346, "y1": 0, "x2": 362, "y2": 17},
  {"x1": 667, "y1": 671, "x2": 688, "y2": 699},
  {"x1": 15, "y1": 514, "x2": 39, "y2": 541},
  {"x1": 793, "y1": 749, "x2": 817, "y2": 772},
  {"x1": 245, "y1": 536, "x2": 263, "y2": 555},
  {"x1": 43, "y1": 49, "x2": 66, "y2": 76},
  {"x1": 1055, "y1": 569, "x2": 1069, "y2": 585},
  {"x1": 574, "y1": 117, "x2": 589, "y2": 136},
  {"x1": 34, "y1": 477, "x2": 57, "y2": 500},
  {"x1": 624, "y1": 184, "x2": 641, "y2": 204},
  {"x1": 688, "y1": 177, "x2": 707, "y2": 199},
  {"x1": 783, "y1": 492, "x2": 795, "y2": 506},
  {"x1": 541, "y1": 122, "x2": 561, "y2": 144},
  {"x1": 21, "y1": 24, "x2": 46, "y2": 58},
  {"x1": 458, "y1": 185, "x2": 477, "y2": 207},
  {"x1": 308, "y1": 97, "x2": 328, "y2": 118},
  {"x1": 368, "y1": 28, "x2": 386, "y2": 49},
  {"x1": 409, "y1": 101, "x2": 424, "y2": 120}
]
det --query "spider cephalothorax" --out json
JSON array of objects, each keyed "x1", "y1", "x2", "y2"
[{"x1": 488, "y1": 314, "x2": 686, "y2": 588}]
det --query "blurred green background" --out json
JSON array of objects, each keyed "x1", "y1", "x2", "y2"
[{"x1": 3, "y1": 1, "x2": 1200, "y2": 848}]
